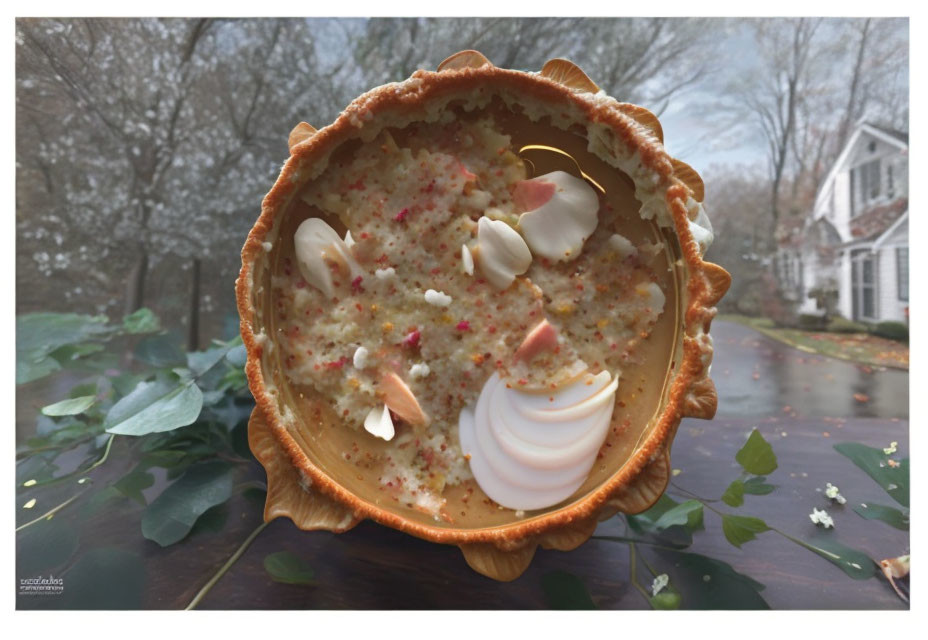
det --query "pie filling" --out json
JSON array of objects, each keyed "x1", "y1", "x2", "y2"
[{"x1": 269, "y1": 106, "x2": 679, "y2": 519}]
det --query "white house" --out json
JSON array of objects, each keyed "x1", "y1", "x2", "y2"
[{"x1": 784, "y1": 122, "x2": 908, "y2": 324}]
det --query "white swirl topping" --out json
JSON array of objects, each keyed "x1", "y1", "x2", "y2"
[
  {"x1": 517, "y1": 170, "x2": 600, "y2": 262},
  {"x1": 458, "y1": 370, "x2": 619, "y2": 510}
]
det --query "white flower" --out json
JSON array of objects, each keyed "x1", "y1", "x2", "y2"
[
  {"x1": 424, "y1": 289, "x2": 452, "y2": 307},
  {"x1": 824, "y1": 483, "x2": 847, "y2": 505},
  {"x1": 651, "y1": 573, "x2": 669, "y2": 596},
  {"x1": 883, "y1": 441, "x2": 898, "y2": 455},
  {"x1": 809, "y1": 508, "x2": 834, "y2": 529}
]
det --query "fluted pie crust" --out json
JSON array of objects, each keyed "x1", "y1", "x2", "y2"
[{"x1": 236, "y1": 51, "x2": 731, "y2": 581}]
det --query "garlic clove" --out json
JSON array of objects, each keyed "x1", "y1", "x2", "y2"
[
  {"x1": 474, "y1": 217, "x2": 532, "y2": 290},
  {"x1": 294, "y1": 218, "x2": 362, "y2": 297},
  {"x1": 517, "y1": 171, "x2": 599, "y2": 262},
  {"x1": 363, "y1": 404, "x2": 395, "y2": 441}
]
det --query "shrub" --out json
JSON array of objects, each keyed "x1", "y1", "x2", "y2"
[
  {"x1": 798, "y1": 313, "x2": 827, "y2": 331},
  {"x1": 872, "y1": 321, "x2": 909, "y2": 342},
  {"x1": 827, "y1": 316, "x2": 868, "y2": 334}
]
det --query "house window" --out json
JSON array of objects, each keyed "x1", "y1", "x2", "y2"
[
  {"x1": 851, "y1": 250, "x2": 878, "y2": 321},
  {"x1": 859, "y1": 159, "x2": 881, "y2": 204},
  {"x1": 897, "y1": 247, "x2": 908, "y2": 301},
  {"x1": 887, "y1": 163, "x2": 895, "y2": 199}
]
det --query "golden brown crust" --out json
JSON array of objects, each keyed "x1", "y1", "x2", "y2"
[{"x1": 235, "y1": 54, "x2": 729, "y2": 579}]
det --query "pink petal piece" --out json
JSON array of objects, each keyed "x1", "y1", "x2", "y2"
[{"x1": 513, "y1": 178, "x2": 557, "y2": 212}]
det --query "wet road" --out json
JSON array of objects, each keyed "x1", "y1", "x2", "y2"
[{"x1": 711, "y1": 320, "x2": 908, "y2": 420}]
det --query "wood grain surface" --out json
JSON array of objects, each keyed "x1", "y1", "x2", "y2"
[{"x1": 115, "y1": 415, "x2": 909, "y2": 610}]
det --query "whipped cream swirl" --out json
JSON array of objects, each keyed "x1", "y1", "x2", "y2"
[{"x1": 458, "y1": 370, "x2": 619, "y2": 510}]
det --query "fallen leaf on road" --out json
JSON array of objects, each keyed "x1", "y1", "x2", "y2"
[{"x1": 853, "y1": 393, "x2": 870, "y2": 404}]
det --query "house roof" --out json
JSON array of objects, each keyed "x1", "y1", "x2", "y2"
[
  {"x1": 842, "y1": 197, "x2": 908, "y2": 245},
  {"x1": 813, "y1": 122, "x2": 909, "y2": 217},
  {"x1": 866, "y1": 122, "x2": 909, "y2": 145}
]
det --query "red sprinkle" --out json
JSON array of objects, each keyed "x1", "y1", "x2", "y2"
[
  {"x1": 394, "y1": 207, "x2": 409, "y2": 222},
  {"x1": 324, "y1": 356, "x2": 350, "y2": 370},
  {"x1": 402, "y1": 329, "x2": 421, "y2": 348},
  {"x1": 351, "y1": 276, "x2": 364, "y2": 293},
  {"x1": 456, "y1": 321, "x2": 471, "y2": 331}
]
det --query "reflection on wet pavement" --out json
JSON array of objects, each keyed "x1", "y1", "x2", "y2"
[{"x1": 711, "y1": 320, "x2": 908, "y2": 419}]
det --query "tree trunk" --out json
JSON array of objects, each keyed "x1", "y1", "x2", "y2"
[
  {"x1": 124, "y1": 247, "x2": 148, "y2": 315},
  {"x1": 187, "y1": 257, "x2": 201, "y2": 352}
]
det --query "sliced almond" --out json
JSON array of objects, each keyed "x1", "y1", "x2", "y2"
[{"x1": 379, "y1": 371, "x2": 430, "y2": 428}]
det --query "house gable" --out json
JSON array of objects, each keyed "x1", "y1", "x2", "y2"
[{"x1": 813, "y1": 123, "x2": 908, "y2": 242}]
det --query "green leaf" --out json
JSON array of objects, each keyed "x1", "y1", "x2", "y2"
[
  {"x1": 626, "y1": 494, "x2": 700, "y2": 547},
  {"x1": 852, "y1": 502, "x2": 909, "y2": 530},
  {"x1": 122, "y1": 307, "x2": 160, "y2": 334},
  {"x1": 652, "y1": 548, "x2": 769, "y2": 610},
  {"x1": 113, "y1": 469, "x2": 156, "y2": 505},
  {"x1": 653, "y1": 500, "x2": 704, "y2": 532},
  {"x1": 263, "y1": 551, "x2": 316, "y2": 585},
  {"x1": 139, "y1": 449, "x2": 188, "y2": 470},
  {"x1": 742, "y1": 476, "x2": 776, "y2": 495},
  {"x1": 17, "y1": 356, "x2": 62, "y2": 385},
  {"x1": 791, "y1": 533, "x2": 877, "y2": 580},
  {"x1": 16, "y1": 312, "x2": 112, "y2": 384},
  {"x1": 104, "y1": 377, "x2": 203, "y2": 436},
  {"x1": 41, "y1": 395, "x2": 97, "y2": 417},
  {"x1": 649, "y1": 591, "x2": 682, "y2": 610},
  {"x1": 141, "y1": 461, "x2": 233, "y2": 547},
  {"x1": 541, "y1": 570, "x2": 596, "y2": 610},
  {"x1": 17, "y1": 312, "x2": 110, "y2": 354},
  {"x1": 49, "y1": 342, "x2": 105, "y2": 364},
  {"x1": 721, "y1": 480, "x2": 745, "y2": 507},
  {"x1": 68, "y1": 382, "x2": 99, "y2": 399},
  {"x1": 226, "y1": 344, "x2": 247, "y2": 368},
  {"x1": 721, "y1": 515, "x2": 770, "y2": 548},
  {"x1": 59, "y1": 548, "x2": 145, "y2": 609},
  {"x1": 134, "y1": 333, "x2": 185, "y2": 368},
  {"x1": 834, "y1": 442, "x2": 909, "y2": 508},
  {"x1": 735, "y1": 429, "x2": 777, "y2": 475},
  {"x1": 187, "y1": 344, "x2": 234, "y2": 377}
]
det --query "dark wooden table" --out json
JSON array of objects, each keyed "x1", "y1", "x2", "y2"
[{"x1": 64, "y1": 415, "x2": 901, "y2": 610}]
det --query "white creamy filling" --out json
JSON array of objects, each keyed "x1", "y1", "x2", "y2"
[{"x1": 458, "y1": 370, "x2": 619, "y2": 510}]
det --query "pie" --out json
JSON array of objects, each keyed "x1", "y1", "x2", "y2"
[{"x1": 236, "y1": 51, "x2": 730, "y2": 580}]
